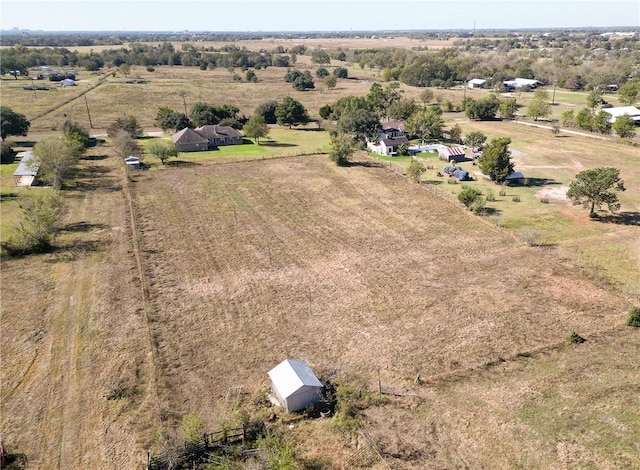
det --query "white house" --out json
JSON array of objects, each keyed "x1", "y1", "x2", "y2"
[
  {"x1": 602, "y1": 106, "x2": 640, "y2": 124},
  {"x1": 13, "y1": 151, "x2": 39, "y2": 186},
  {"x1": 468, "y1": 78, "x2": 487, "y2": 89},
  {"x1": 367, "y1": 124, "x2": 410, "y2": 156},
  {"x1": 268, "y1": 359, "x2": 323, "y2": 413}
]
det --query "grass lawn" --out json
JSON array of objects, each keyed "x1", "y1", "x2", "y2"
[{"x1": 141, "y1": 127, "x2": 332, "y2": 167}]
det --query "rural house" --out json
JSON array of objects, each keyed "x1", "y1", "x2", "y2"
[
  {"x1": 367, "y1": 123, "x2": 409, "y2": 156},
  {"x1": 171, "y1": 127, "x2": 209, "y2": 152},
  {"x1": 13, "y1": 151, "x2": 39, "y2": 186},
  {"x1": 194, "y1": 125, "x2": 243, "y2": 147},
  {"x1": 268, "y1": 359, "x2": 323, "y2": 413},
  {"x1": 438, "y1": 146, "x2": 467, "y2": 163},
  {"x1": 171, "y1": 125, "x2": 243, "y2": 152}
]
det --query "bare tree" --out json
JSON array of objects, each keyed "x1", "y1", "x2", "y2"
[
  {"x1": 111, "y1": 129, "x2": 139, "y2": 159},
  {"x1": 32, "y1": 136, "x2": 83, "y2": 190}
]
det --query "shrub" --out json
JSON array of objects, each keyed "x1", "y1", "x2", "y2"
[
  {"x1": 512, "y1": 195, "x2": 521, "y2": 202},
  {"x1": 499, "y1": 189, "x2": 507, "y2": 197},
  {"x1": 146, "y1": 66, "x2": 155, "y2": 72},
  {"x1": 540, "y1": 198, "x2": 549, "y2": 204},
  {"x1": 520, "y1": 227, "x2": 541, "y2": 247},
  {"x1": 458, "y1": 185, "x2": 482, "y2": 209},
  {"x1": 485, "y1": 189, "x2": 495, "y2": 202},
  {"x1": 627, "y1": 307, "x2": 640, "y2": 327},
  {"x1": 568, "y1": 331, "x2": 586, "y2": 344},
  {"x1": 1, "y1": 141, "x2": 15, "y2": 164}
]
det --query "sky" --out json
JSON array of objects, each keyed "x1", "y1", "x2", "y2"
[{"x1": 1, "y1": 0, "x2": 639, "y2": 32}]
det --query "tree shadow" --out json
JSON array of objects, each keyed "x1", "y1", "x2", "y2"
[
  {"x1": 479, "y1": 207, "x2": 502, "y2": 216},
  {"x1": 14, "y1": 140, "x2": 36, "y2": 148},
  {"x1": 45, "y1": 239, "x2": 106, "y2": 263},
  {"x1": 346, "y1": 160, "x2": 383, "y2": 168},
  {"x1": 260, "y1": 142, "x2": 297, "y2": 148},
  {"x1": 81, "y1": 154, "x2": 109, "y2": 161},
  {"x1": 166, "y1": 160, "x2": 201, "y2": 167},
  {"x1": 524, "y1": 178, "x2": 560, "y2": 187},
  {"x1": 422, "y1": 180, "x2": 444, "y2": 186},
  {"x1": 60, "y1": 221, "x2": 109, "y2": 233},
  {"x1": 594, "y1": 212, "x2": 640, "y2": 226}
]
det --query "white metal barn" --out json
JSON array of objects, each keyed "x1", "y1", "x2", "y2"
[
  {"x1": 13, "y1": 151, "x2": 39, "y2": 186},
  {"x1": 268, "y1": 359, "x2": 323, "y2": 412}
]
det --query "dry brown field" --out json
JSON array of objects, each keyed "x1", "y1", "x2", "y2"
[{"x1": 1, "y1": 38, "x2": 640, "y2": 469}]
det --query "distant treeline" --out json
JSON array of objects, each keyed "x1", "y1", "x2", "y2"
[{"x1": 2, "y1": 30, "x2": 639, "y2": 92}]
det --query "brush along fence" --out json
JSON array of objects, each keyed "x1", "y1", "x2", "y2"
[{"x1": 147, "y1": 421, "x2": 265, "y2": 470}]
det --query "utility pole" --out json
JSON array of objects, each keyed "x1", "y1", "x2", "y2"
[
  {"x1": 84, "y1": 94, "x2": 93, "y2": 129},
  {"x1": 552, "y1": 82, "x2": 557, "y2": 105},
  {"x1": 180, "y1": 91, "x2": 188, "y2": 115}
]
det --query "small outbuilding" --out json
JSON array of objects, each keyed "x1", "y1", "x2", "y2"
[
  {"x1": 61, "y1": 78, "x2": 76, "y2": 87},
  {"x1": 438, "y1": 146, "x2": 467, "y2": 163},
  {"x1": 124, "y1": 155, "x2": 141, "y2": 169},
  {"x1": 602, "y1": 106, "x2": 640, "y2": 124},
  {"x1": 468, "y1": 78, "x2": 487, "y2": 89},
  {"x1": 268, "y1": 359, "x2": 323, "y2": 413},
  {"x1": 505, "y1": 171, "x2": 525, "y2": 185},
  {"x1": 13, "y1": 151, "x2": 39, "y2": 186}
]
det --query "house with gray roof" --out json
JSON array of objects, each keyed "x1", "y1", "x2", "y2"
[{"x1": 171, "y1": 125, "x2": 243, "y2": 152}]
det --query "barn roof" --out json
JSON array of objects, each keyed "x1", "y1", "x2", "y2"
[
  {"x1": 268, "y1": 359, "x2": 322, "y2": 399},
  {"x1": 468, "y1": 78, "x2": 487, "y2": 85},
  {"x1": 13, "y1": 151, "x2": 38, "y2": 176},
  {"x1": 444, "y1": 146, "x2": 465, "y2": 156},
  {"x1": 171, "y1": 127, "x2": 208, "y2": 145},
  {"x1": 602, "y1": 106, "x2": 640, "y2": 122}
]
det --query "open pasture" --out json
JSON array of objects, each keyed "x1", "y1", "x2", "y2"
[{"x1": 126, "y1": 152, "x2": 632, "y2": 461}]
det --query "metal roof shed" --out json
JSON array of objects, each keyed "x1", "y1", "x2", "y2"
[
  {"x1": 268, "y1": 359, "x2": 323, "y2": 412},
  {"x1": 13, "y1": 151, "x2": 39, "y2": 186}
]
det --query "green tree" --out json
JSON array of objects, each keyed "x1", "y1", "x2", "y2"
[
  {"x1": 465, "y1": 95, "x2": 500, "y2": 120},
  {"x1": 292, "y1": 72, "x2": 314, "y2": 91},
  {"x1": 62, "y1": 120, "x2": 91, "y2": 148},
  {"x1": 329, "y1": 133, "x2": 355, "y2": 166},
  {"x1": 275, "y1": 96, "x2": 309, "y2": 128},
  {"x1": 527, "y1": 89, "x2": 551, "y2": 121},
  {"x1": 458, "y1": 186, "x2": 482, "y2": 209},
  {"x1": 575, "y1": 108, "x2": 593, "y2": 131},
  {"x1": 561, "y1": 109, "x2": 575, "y2": 128},
  {"x1": 323, "y1": 75, "x2": 337, "y2": 90},
  {"x1": 612, "y1": 114, "x2": 636, "y2": 138},
  {"x1": 107, "y1": 115, "x2": 142, "y2": 138},
  {"x1": 586, "y1": 88, "x2": 603, "y2": 109},
  {"x1": 1, "y1": 106, "x2": 30, "y2": 139},
  {"x1": 406, "y1": 159, "x2": 426, "y2": 183},
  {"x1": 118, "y1": 63, "x2": 131, "y2": 77},
  {"x1": 333, "y1": 67, "x2": 348, "y2": 78},
  {"x1": 592, "y1": 110, "x2": 612, "y2": 134},
  {"x1": 255, "y1": 100, "x2": 279, "y2": 124},
  {"x1": 617, "y1": 79, "x2": 640, "y2": 105},
  {"x1": 498, "y1": 98, "x2": 518, "y2": 119},
  {"x1": 244, "y1": 114, "x2": 269, "y2": 144},
  {"x1": 310, "y1": 49, "x2": 331, "y2": 65},
  {"x1": 405, "y1": 106, "x2": 443, "y2": 141},
  {"x1": 1, "y1": 140, "x2": 15, "y2": 164},
  {"x1": 316, "y1": 67, "x2": 329, "y2": 78},
  {"x1": 464, "y1": 131, "x2": 486, "y2": 150},
  {"x1": 5, "y1": 191, "x2": 64, "y2": 254},
  {"x1": 245, "y1": 69, "x2": 258, "y2": 82},
  {"x1": 337, "y1": 108, "x2": 381, "y2": 141},
  {"x1": 367, "y1": 82, "x2": 401, "y2": 120},
  {"x1": 388, "y1": 98, "x2": 417, "y2": 121},
  {"x1": 146, "y1": 139, "x2": 179, "y2": 164},
  {"x1": 478, "y1": 137, "x2": 514, "y2": 183},
  {"x1": 567, "y1": 167, "x2": 625, "y2": 216},
  {"x1": 33, "y1": 136, "x2": 83, "y2": 190},
  {"x1": 419, "y1": 88, "x2": 434, "y2": 107},
  {"x1": 448, "y1": 123, "x2": 463, "y2": 144}
]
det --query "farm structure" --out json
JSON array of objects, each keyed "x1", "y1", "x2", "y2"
[
  {"x1": 124, "y1": 155, "x2": 141, "y2": 170},
  {"x1": 503, "y1": 78, "x2": 543, "y2": 90},
  {"x1": 439, "y1": 146, "x2": 467, "y2": 163},
  {"x1": 268, "y1": 359, "x2": 323, "y2": 413},
  {"x1": 367, "y1": 122, "x2": 409, "y2": 156},
  {"x1": 602, "y1": 106, "x2": 640, "y2": 124},
  {"x1": 13, "y1": 151, "x2": 39, "y2": 186},
  {"x1": 468, "y1": 78, "x2": 487, "y2": 89},
  {"x1": 171, "y1": 125, "x2": 243, "y2": 152}
]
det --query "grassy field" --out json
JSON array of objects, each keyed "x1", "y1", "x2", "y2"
[{"x1": 1, "y1": 40, "x2": 639, "y2": 469}]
